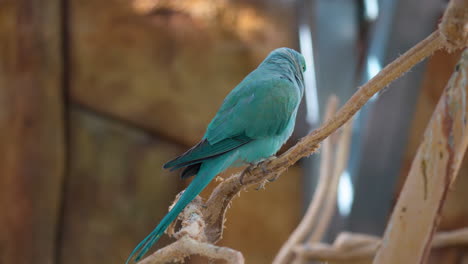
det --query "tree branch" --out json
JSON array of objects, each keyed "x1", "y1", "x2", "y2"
[
  {"x1": 273, "y1": 96, "x2": 339, "y2": 264},
  {"x1": 307, "y1": 113, "x2": 353, "y2": 244},
  {"x1": 294, "y1": 228, "x2": 468, "y2": 263},
  {"x1": 274, "y1": 95, "x2": 355, "y2": 264},
  {"x1": 138, "y1": 196, "x2": 244, "y2": 264},
  {"x1": 372, "y1": 48, "x2": 468, "y2": 264}
]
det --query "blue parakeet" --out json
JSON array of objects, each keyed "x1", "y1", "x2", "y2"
[{"x1": 126, "y1": 47, "x2": 306, "y2": 263}]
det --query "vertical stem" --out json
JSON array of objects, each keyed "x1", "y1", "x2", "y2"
[
  {"x1": 273, "y1": 96, "x2": 338, "y2": 264},
  {"x1": 308, "y1": 118, "x2": 353, "y2": 243}
]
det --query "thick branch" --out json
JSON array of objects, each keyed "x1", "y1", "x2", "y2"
[
  {"x1": 138, "y1": 197, "x2": 244, "y2": 264},
  {"x1": 439, "y1": 0, "x2": 468, "y2": 51},
  {"x1": 373, "y1": 49, "x2": 468, "y2": 264},
  {"x1": 139, "y1": 237, "x2": 244, "y2": 264}
]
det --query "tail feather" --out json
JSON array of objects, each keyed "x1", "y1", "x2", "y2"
[{"x1": 126, "y1": 153, "x2": 238, "y2": 263}]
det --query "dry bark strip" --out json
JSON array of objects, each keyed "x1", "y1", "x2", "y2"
[{"x1": 373, "y1": 49, "x2": 468, "y2": 264}]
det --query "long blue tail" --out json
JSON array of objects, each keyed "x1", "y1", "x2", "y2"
[{"x1": 126, "y1": 153, "x2": 237, "y2": 263}]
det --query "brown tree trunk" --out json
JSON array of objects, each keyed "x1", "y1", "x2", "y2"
[{"x1": 0, "y1": 1, "x2": 65, "y2": 264}]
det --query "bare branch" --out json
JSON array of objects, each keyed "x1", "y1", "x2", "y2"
[
  {"x1": 439, "y1": 0, "x2": 468, "y2": 51},
  {"x1": 273, "y1": 96, "x2": 339, "y2": 264},
  {"x1": 138, "y1": 197, "x2": 244, "y2": 264},
  {"x1": 139, "y1": 237, "x2": 244, "y2": 264},
  {"x1": 294, "y1": 228, "x2": 468, "y2": 263},
  {"x1": 373, "y1": 49, "x2": 468, "y2": 264},
  {"x1": 308, "y1": 114, "x2": 353, "y2": 244},
  {"x1": 288, "y1": 109, "x2": 354, "y2": 264}
]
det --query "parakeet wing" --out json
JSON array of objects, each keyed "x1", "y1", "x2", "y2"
[
  {"x1": 206, "y1": 77, "x2": 300, "y2": 143},
  {"x1": 163, "y1": 77, "x2": 299, "y2": 171},
  {"x1": 163, "y1": 135, "x2": 251, "y2": 170}
]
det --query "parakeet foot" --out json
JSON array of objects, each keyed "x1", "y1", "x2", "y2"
[
  {"x1": 240, "y1": 156, "x2": 277, "y2": 185},
  {"x1": 255, "y1": 180, "x2": 268, "y2": 190},
  {"x1": 258, "y1": 156, "x2": 280, "y2": 182},
  {"x1": 259, "y1": 156, "x2": 276, "y2": 175},
  {"x1": 239, "y1": 166, "x2": 253, "y2": 185},
  {"x1": 267, "y1": 173, "x2": 280, "y2": 182}
]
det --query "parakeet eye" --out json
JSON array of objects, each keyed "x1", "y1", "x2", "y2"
[{"x1": 300, "y1": 57, "x2": 306, "y2": 72}]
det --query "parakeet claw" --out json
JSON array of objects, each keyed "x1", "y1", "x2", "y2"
[
  {"x1": 267, "y1": 174, "x2": 280, "y2": 182},
  {"x1": 255, "y1": 180, "x2": 268, "y2": 190},
  {"x1": 240, "y1": 156, "x2": 277, "y2": 185},
  {"x1": 261, "y1": 156, "x2": 279, "y2": 182},
  {"x1": 259, "y1": 156, "x2": 276, "y2": 175},
  {"x1": 239, "y1": 165, "x2": 254, "y2": 185}
]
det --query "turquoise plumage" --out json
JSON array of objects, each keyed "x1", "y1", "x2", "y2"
[{"x1": 126, "y1": 47, "x2": 306, "y2": 263}]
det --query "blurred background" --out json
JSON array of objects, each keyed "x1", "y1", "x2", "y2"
[{"x1": 1, "y1": 0, "x2": 467, "y2": 263}]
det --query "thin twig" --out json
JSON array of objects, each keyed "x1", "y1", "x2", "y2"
[
  {"x1": 373, "y1": 49, "x2": 468, "y2": 264},
  {"x1": 431, "y1": 227, "x2": 468, "y2": 248},
  {"x1": 290, "y1": 111, "x2": 354, "y2": 264},
  {"x1": 308, "y1": 117, "x2": 354, "y2": 244},
  {"x1": 273, "y1": 96, "x2": 339, "y2": 264},
  {"x1": 294, "y1": 228, "x2": 468, "y2": 263}
]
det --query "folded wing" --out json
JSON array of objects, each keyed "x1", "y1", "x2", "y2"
[{"x1": 163, "y1": 77, "x2": 299, "y2": 178}]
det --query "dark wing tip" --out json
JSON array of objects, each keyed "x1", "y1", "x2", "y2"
[
  {"x1": 162, "y1": 140, "x2": 207, "y2": 170},
  {"x1": 180, "y1": 163, "x2": 201, "y2": 179},
  {"x1": 163, "y1": 136, "x2": 251, "y2": 172},
  {"x1": 162, "y1": 160, "x2": 173, "y2": 169}
]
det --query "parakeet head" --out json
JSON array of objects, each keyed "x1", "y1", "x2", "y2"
[
  {"x1": 284, "y1": 48, "x2": 306, "y2": 73},
  {"x1": 261, "y1": 47, "x2": 306, "y2": 95},
  {"x1": 264, "y1": 48, "x2": 306, "y2": 72}
]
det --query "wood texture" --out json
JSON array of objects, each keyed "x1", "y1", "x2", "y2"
[
  {"x1": 220, "y1": 166, "x2": 303, "y2": 264},
  {"x1": 0, "y1": 1, "x2": 64, "y2": 264},
  {"x1": 68, "y1": 0, "x2": 296, "y2": 146},
  {"x1": 398, "y1": 49, "x2": 468, "y2": 264},
  {"x1": 374, "y1": 49, "x2": 468, "y2": 264},
  {"x1": 188, "y1": 165, "x2": 303, "y2": 264},
  {"x1": 59, "y1": 107, "x2": 182, "y2": 264}
]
